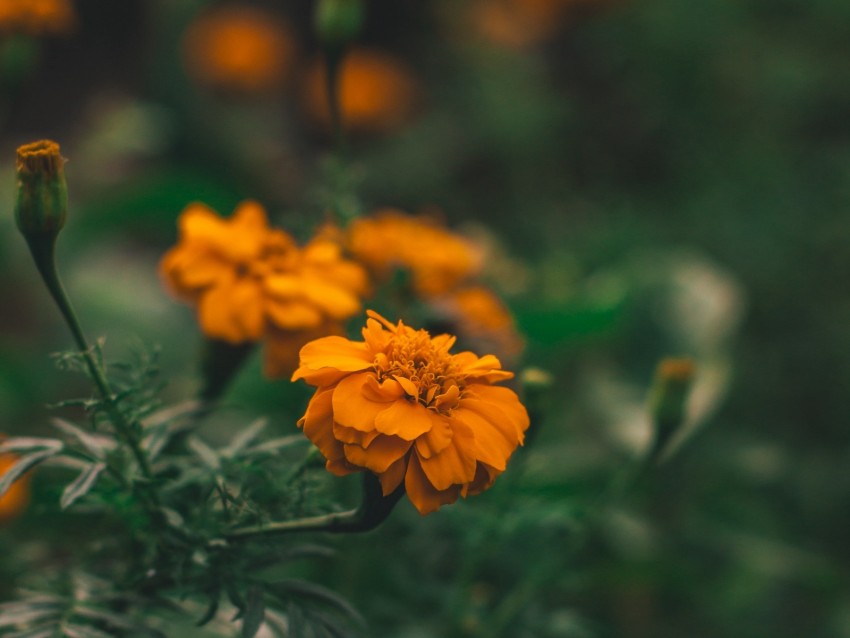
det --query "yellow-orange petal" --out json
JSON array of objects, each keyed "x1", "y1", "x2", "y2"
[
  {"x1": 198, "y1": 279, "x2": 264, "y2": 343},
  {"x1": 362, "y1": 318, "x2": 392, "y2": 352},
  {"x1": 299, "y1": 276, "x2": 361, "y2": 319},
  {"x1": 378, "y1": 457, "x2": 407, "y2": 496},
  {"x1": 418, "y1": 419, "x2": 476, "y2": 491},
  {"x1": 463, "y1": 385, "x2": 530, "y2": 440},
  {"x1": 343, "y1": 435, "x2": 412, "y2": 474},
  {"x1": 299, "y1": 386, "x2": 351, "y2": 475},
  {"x1": 179, "y1": 203, "x2": 232, "y2": 245},
  {"x1": 332, "y1": 421, "x2": 380, "y2": 447},
  {"x1": 459, "y1": 393, "x2": 526, "y2": 445},
  {"x1": 168, "y1": 250, "x2": 233, "y2": 292},
  {"x1": 453, "y1": 352, "x2": 515, "y2": 382},
  {"x1": 266, "y1": 299, "x2": 324, "y2": 330},
  {"x1": 462, "y1": 462, "x2": 501, "y2": 498},
  {"x1": 414, "y1": 411, "x2": 453, "y2": 458},
  {"x1": 449, "y1": 408, "x2": 516, "y2": 471},
  {"x1": 291, "y1": 336, "x2": 373, "y2": 382},
  {"x1": 404, "y1": 454, "x2": 460, "y2": 515},
  {"x1": 361, "y1": 375, "x2": 405, "y2": 402},
  {"x1": 374, "y1": 398, "x2": 434, "y2": 440},
  {"x1": 332, "y1": 374, "x2": 392, "y2": 432},
  {"x1": 264, "y1": 273, "x2": 304, "y2": 299}
]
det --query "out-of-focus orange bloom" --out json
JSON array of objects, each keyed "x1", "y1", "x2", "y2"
[
  {"x1": 292, "y1": 311, "x2": 529, "y2": 514},
  {"x1": 0, "y1": 0, "x2": 75, "y2": 35},
  {"x1": 302, "y1": 48, "x2": 420, "y2": 134},
  {"x1": 160, "y1": 201, "x2": 368, "y2": 377},
  {"x1": 0, "y1": 448, "x2": 29, "y2": 523},
  {"x1": 183, "y1": 5, "x2": 296, "y2": 94},
  {"x1": 432, "y1": 286, "x2": 525, "y2": 362},
  {"x1": 347, "y1": 209, "x2": 482, "y2": 297},
  {"x1": 469, "y1": 0, "x2": 609, "y2": 49}
]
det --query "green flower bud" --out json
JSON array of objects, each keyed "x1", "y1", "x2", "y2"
[
  {"x1": 648, "y1": 358, "x2": 695, "y2": 459},
  {"x1": 315, "y1": 0, "x2": 364, "y2": 49},
  {"x1": 15, "y1": 139, "x2": 67, "y2": 237}
]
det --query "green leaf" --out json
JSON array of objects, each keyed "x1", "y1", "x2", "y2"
[
  {"x1": 51, "y1": 418, "x2": 116, "y2": 459},
  {"x1": 0, "y1": 603, "x2": 60, "y2": 627},
  {"x1": 243, "y1": 436, "x2": 305, "y2": 458},
  {"x1": 241, "y1": 587, "x2": 265, "y2": 638},
  {"x1": 0, "y1": 448, "x2": 62, "y2": 498},
  {"x1": 0, "y1": 437, "x2": 63, "y2": 454},
  {"x1": 269, "y1": 580, "x2": 362, "y2": 626},
  {"x1": 63, "y1": 623, "x2": 117, "y2": 638},
  {"x1": 186, "y1": 435, "x2": 220, "y2": 471},
  {"x1": 60, "y1": 462, "x2": 107, "y2": 510},
  {"x1": 223, "y1": 418, "x2": 267, "y2": 459}
]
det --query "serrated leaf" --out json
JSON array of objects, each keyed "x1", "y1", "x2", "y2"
[
  {"x1": 243, "y1": 436, "x2": 305, "y2": 457},
  {"x1": 186, "y1": 436, "x2": 220, "y2": 471},
  {"x1": 0, "y1": 603, "x2": 59, "y2": 627},
  {"x1": 223, "y1": 418, "x2": 267, "y2": 459},
  {"x1": 242, "y1": 587, "x2": 265, "y2": 638},
  {"x1": 0, "y1": 448, "x2": 62, "y2": 498},
  {"x1": 60, "y1": 462, "x2": 107, "y2": 510},
  {"x1": 286, "y1": 601, "x2": 307, "y2": 638},
  {"x1": 269, "y1": 580, "x2": 362, "y2": 626},
  {"x1": 52, "y1": 418, "x2": 116, "y2": 459},
  {"x1": 0, "y1": 437, "x2": 63, "y2": 454},
  {"x1": 74, "y1": 606, "x2": 136, "y2": 630},
  {"x1": 63, "y1": 622, "x2": 117, "y2": 638},
  {"x1": 4, "y1": 626, "x2": 56, "y2": 638}
]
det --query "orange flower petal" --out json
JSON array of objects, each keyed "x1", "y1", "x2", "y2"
[
  {"x1": 454, "y1": 352, "x2": 515, "y2": 382},
  {"x1": 463, "y1": 385, "x2": 530, "y2": 441},
  {"x1": 291, "y1": 336, "x2": 373, "y2": 382},
  {"x1": 378, "y1": 457, "x2": 407, "y2": 496},
  {"x1": 298, "y1": 386, "x2": 352, "y2": 475},
  {"x1": 198, "y1": 279, "x2": 263, "y2": 343},
  {"x1": 374, "y1": 398, "x2": 434, "y2": 440},
  {"x1": 343, "y1": 435, "x2": 412, "y2": 473},
  {"x1": 418, "y1": 419, "x2": 476, "y2": 491},
  {"x1": 450, "y1": 408, "x2": 516, "y2": 471},
  {"x1": 300, "y1": 276, "x2": 361, "y2": 319},
  {"x1": 361, "y1": 375, "x2": 405, "y2": 402},
  {"x1": 333, "y1": 421, "x2": 381, "y2": 447},
  {"x1": 266, "y1": 299, "x2": 323, "y2": 329},
  {"x1": 331, "y1": 374, "x2": 392, "y2": 432},
  {"x1": 404, "y1": 454, "x2": 460, "y2": 515},
  {"x1": 414, "y1": 411, "x2": 453, "y2": 458}
]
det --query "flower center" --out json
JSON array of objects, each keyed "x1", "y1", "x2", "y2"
[{"x1": 375, "y1": 328, "x2": 463, "y2": 412}]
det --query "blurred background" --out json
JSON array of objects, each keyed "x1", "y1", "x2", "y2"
[{"x1": 1, "y1": 0, "x2": 849, "y2": 636}]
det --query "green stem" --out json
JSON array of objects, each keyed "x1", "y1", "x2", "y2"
[
  {"x1": 25, "y1": 234, "x2": 154, "y2": 482},
  {"x1": 224, "y1": 473, "x2": 403, "y2": 540}
]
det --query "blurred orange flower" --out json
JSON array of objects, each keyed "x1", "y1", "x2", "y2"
[
  {"x1": 183, "y1": 5, "x2": 296, "y2": 94},
  {"x1": 160, "y1": 201, "x2": 368, "y2": 377},
  {"x1": 302, "y1": 48, "x2": 420, "y2": 134},
  {"x1": 0, "y1": 0, "x2": 75, "y2": 35},
  {"x1": 347, "y1": 209, "x2": 481, "y2": 297},
  {"x1": 292, "y1": 311, "x2": 529, "y2": 514},
  {"x1": 0, "y1": 449, "x2": 29, "y2": 523},
  {"x1": 433, "y1": 286, "x2": 525, "y2": 362}
]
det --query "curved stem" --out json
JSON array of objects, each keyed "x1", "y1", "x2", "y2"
[
  {"x1": 224, "y1": 473, "x2": 403, "y2": 541},
  {"x1": 25, "y1": 234, "x2": 154, "y2": 482}
]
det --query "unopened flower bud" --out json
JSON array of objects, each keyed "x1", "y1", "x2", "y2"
[
  {"x1": 15, "y1": 140, "x2": 67, "y2": 237},
  {"x1": 315, "y1": 0, "x2": 364, "y2": 49},
  {"x1": 648, "y1": 358, "x2": 695, "y2": 460}
]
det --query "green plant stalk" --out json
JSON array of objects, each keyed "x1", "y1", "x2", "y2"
[
  {"x1": 224, "y1": 474, "x2": 404, "y2": 540},
  {"x1": 25, "y1": 234, "x2": 154, "y2": 483}
]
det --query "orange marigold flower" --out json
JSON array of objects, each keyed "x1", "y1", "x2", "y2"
[
  {"x1": 432, "y1": 286, "x2": 525, "y2": 362},
  {"x1": 0, "y1": 0, "x2": 76, "y2": 35},
  {"x1": 182, "y1": 5, "x2": 296, "y2": 94},
  {"x1": 291, "y1": 311, "x2": 530, "y2": 515},
  {"x1": 302, "y1": 48, "x2": 420, "y2": 134},
  {"x1": 0, "y1": 448, "x2": 29, "y2": 523},
  {"x1": 160, "y1": 200, "x2": 368, "y2": 376},
  {"x1": 347, "y1": 209, "x2": 482, "y2": 297}
]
